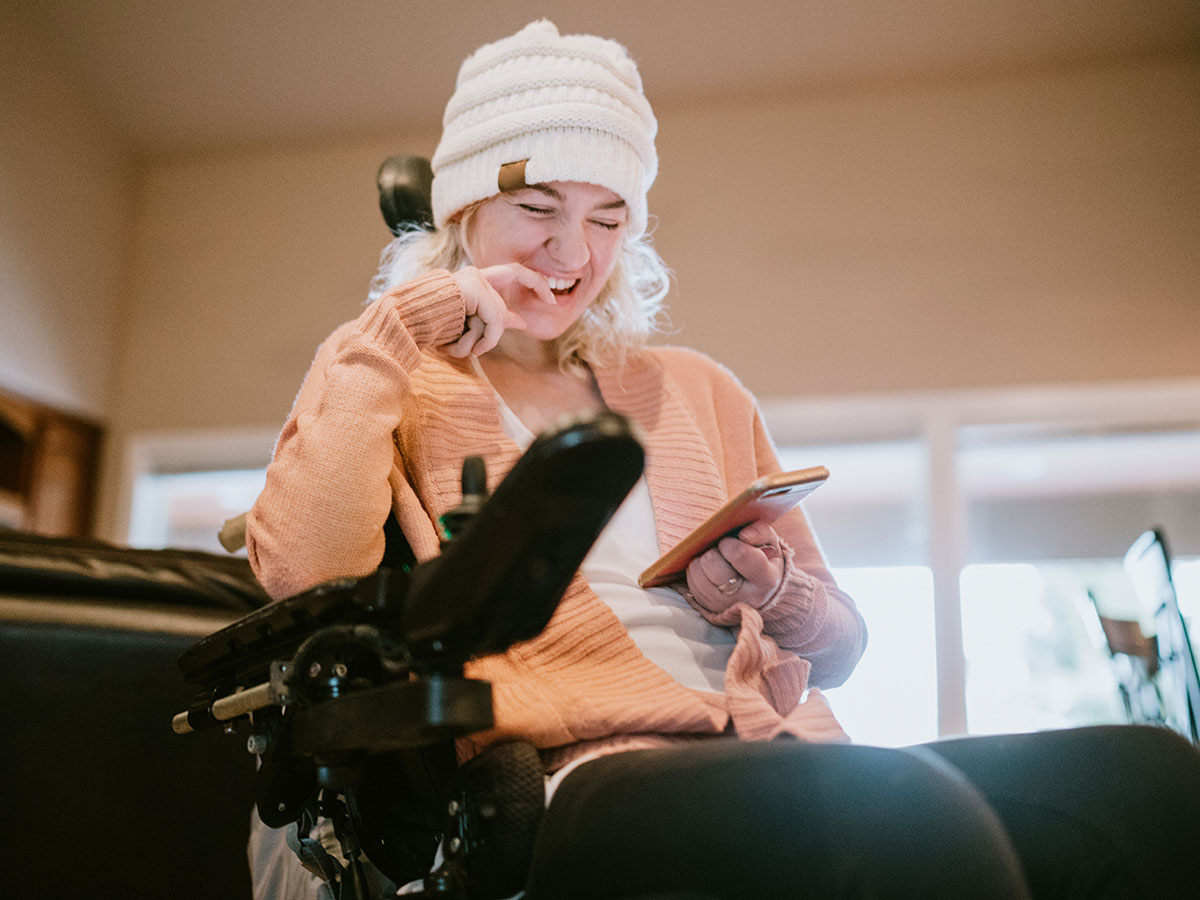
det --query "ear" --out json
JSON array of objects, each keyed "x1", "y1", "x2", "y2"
[{"x1": 456, "y1": 203, "x2": 482, "y2": 266}]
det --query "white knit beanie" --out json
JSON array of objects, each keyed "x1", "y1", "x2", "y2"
[{"x1": 431, "y1": 19, "x2": 658, "y2": 236}]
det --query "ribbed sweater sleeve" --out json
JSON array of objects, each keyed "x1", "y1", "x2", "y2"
[
  {"x1": 246, "y1": 270, "x2": 465, "y2": 600},
  {"x1": 632, "y1": 348, "x2": 866, "y2": 690},
  {"x1": 744, "y1": 404, "x2": 866, "y2": 688}
]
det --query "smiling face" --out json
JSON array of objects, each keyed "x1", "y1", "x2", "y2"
[{"x1": 464, "y1": 181, "x2": 628, "y2": 343}]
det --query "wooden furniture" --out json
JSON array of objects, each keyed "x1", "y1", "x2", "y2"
[{"x1": 0, "y1": 387, "x2": 102, "y2": 537}]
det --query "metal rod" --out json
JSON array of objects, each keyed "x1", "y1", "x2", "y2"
[{"x1": 172, "y1": 680, "x2": 276, "y2": 735}]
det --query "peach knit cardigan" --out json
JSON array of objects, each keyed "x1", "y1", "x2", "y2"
[{"x1": 246, "y1": 270, "x2": 867, "y2": 767}]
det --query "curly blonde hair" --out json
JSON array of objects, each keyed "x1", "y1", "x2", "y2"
[{"x1": 367, "y1": 208, "x2": 671, "y2": 370}]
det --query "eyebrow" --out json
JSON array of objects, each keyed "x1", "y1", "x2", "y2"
[{"x1": 525, "y1": 183, "x2": 626, "y2": 211}]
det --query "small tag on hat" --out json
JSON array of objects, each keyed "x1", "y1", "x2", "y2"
[{"x1": 498, "y1": 159, "x2": 529, "y2": 193}]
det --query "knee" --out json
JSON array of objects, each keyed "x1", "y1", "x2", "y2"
[
  {"x1": 1052, "y1": 725, "x2": 1200, "y2": 796},
  {"x1": 1090, "y1": 723, "x2": 1199, "y2": 762},
  {"x1": 853, "y1": 744, "x2": 1008, "y2": 843},
  {"x1": 791, "y1": 744, "x2": 1031, "y2": 899},
  {"x1": 530, "y1": 742, "x2": 1032, "y2": 900}
]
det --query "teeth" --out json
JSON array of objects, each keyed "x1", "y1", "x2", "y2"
[{"x1": 546, "y1": 277, "x2": 578, "y2": 292}]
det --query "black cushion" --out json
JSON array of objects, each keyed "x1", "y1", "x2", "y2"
[
  {"x1": 1, "y1": 615, "x2": 256, "y2": 898},
  {"x1": 0, "y1": 528, "x2": 269, "y2": 610}
]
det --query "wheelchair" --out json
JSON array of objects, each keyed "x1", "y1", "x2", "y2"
[
  {"x1": 175, "y1": 159, "x2": 731, "y2": 899},
  {"x1": 175, "y1": 412, "x2": 651, "y2": 899}
]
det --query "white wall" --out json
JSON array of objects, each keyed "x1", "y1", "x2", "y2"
[
  {"x1": 0, "y1": 7, "x2": 132, "y2": 421},
  {"x1": 111, "y1": 133, "x2": 437, "y2": 435},
  {"x1": 651, "y1": 56, "x2": 1200, "y2": 397},
  {"x1": 108, "y1": 56, "x2": 1198, "y2": 428},
  {"x1": 113, "y1": 57, "x2": 1199, "y2": 438}
]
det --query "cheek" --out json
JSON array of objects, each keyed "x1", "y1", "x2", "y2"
[
  {"x1": 469, "y1": 229, "x2": 520, "y2": 267},
  {"x1": 591, "y1": 235, "x2": 624, "y2": 281},
  {"x1": 466, "y1": 207, "x2": 542, "y2": 266}
]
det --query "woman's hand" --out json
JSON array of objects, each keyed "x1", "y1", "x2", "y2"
[
  {"x1": 683, "y1": 521, "x2": 785, "y2": 615},
  {"x1": 446, "y1": 264, "x2": 549, "y2": 357}
]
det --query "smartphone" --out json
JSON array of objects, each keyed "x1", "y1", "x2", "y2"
[{"x1": 638, "y1": 466, "x2": 828, "y2": 588}]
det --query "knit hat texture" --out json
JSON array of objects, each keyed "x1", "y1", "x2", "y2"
[{"x1": 431, "y1": 19, "x2": 658, "y2": 236}]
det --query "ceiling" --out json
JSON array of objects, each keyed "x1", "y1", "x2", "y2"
[{"x1": 18, "y1": 0, "x2": 1200, "y2": 156}]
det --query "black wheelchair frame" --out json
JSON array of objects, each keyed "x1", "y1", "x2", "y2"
[{"x1": 173, "y1": 412, "x2": 646, "y2": 899}]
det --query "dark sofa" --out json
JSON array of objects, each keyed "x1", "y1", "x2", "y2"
[{"x1": 0, "y1": 530, "x2": 267, "y2": 898}]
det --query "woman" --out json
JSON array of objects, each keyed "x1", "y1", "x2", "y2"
[{"x1": 246, "y1": 20, "x2": 1200, "y2": 900}]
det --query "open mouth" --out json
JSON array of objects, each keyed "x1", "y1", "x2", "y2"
[{"x1": 546, "y1": 276, "x2": 580, "y2": 297}]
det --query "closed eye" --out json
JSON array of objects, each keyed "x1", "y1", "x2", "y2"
[
  {"x1": 518, "y1": 204, "x2": 553, "y2": 215},
  {"x1": 591, "y1": 219, "x2": 623, "y2": 231}
]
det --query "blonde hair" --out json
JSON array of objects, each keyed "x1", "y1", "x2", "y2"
[{"x1": 367, "y1": 211, "x2": 671, "y2": 370}]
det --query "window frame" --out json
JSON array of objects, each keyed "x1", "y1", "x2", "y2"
[
  {"x1": 762, "y1": 377, "x2": 1200, "y2": 736},
  {"x1": 113, "y1": 426, "x2": 279, "y2": 547}
]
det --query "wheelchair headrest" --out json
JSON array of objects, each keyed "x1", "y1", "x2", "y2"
[{"x1": 378, "y1": 156, "x2": 434, "y2": 233}]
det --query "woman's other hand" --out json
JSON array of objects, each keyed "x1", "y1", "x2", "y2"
[
  {"x1": 684, "y1": 521, "x2": 785, "y2": 614},
  {"x1": 446, "y1": 264, "x2": 547, "y2": 357}
]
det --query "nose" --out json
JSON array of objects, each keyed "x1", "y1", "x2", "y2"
[{"x1": 547, "y1": 219, "x2": 590, "y2": 270}]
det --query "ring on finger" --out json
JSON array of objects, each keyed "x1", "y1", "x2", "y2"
[{"x1": 717, "y1": 576, "x2": 742, "y2": 595}]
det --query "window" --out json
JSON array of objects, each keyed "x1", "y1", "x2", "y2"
[
  {"x1": 766, "y1": 380, "x2": 1200, "y2": 746},
  {"x1": 959, "y1": 560, "x2": 1127, "y2": 735},
  {"x1": 957, "y1": 426, "x2": 1200, "y2": 736},
  {"x1": 778, "y1": 440, "x2": 937, "y2": 746},
  {"x1": 129, "y1": 467, "x2": 267, "y2": 553},
  {"x1": 117, "y1": 427, "x2": 277, "y2": 552},
  {"x1": 823, "y1": 564, "x2": 937, "y2": 746}
]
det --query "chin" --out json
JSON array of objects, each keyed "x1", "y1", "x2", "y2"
[
  {"x1": 523, "y1": 301, "x2": 594, "y2": 340},
  {"x1": 524, "y1": 320, "x2": 575, "y2": 343}
]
